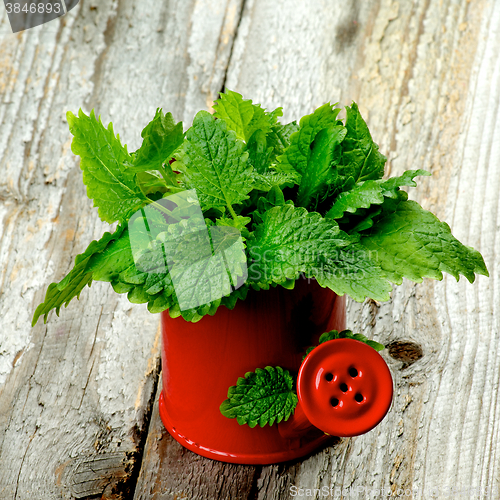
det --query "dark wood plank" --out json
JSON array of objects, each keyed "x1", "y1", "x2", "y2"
[{"x1": 134, "y1": 383, "x2": 261, "y2": 500}]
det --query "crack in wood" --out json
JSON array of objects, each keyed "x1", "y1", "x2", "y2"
[
  {"x1": 219, "y1": 0, "x2": 247, "y2": 97},
  {"x1": 13, "y1": 426, "x2": 39, "y2": 500},
  {"x1": 125, "y1": 355, "x2": 161, "y2": 500},
  {"x1": 247, "y1": 465, "x2": 263, "y2": 500}
]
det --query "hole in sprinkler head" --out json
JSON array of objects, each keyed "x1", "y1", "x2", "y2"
[
  {"x1": 330, "y1": 397, "x2": 339, "y2": 407},
  {"x1": 325, "y1": 372, "x2": 333, "y2": 382},
  {"x1": 355, "y1": 393, "x2": 364, "y2": 402},
  {"x1": 340, "y1": 383, "x2": 348, "y2": 392},
  {"x1": 349, "y1": 367, "x2": 358, "y2": 378}
]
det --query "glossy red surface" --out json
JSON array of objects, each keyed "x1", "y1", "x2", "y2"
[
  {"x1": 297, "y1": 339, "x2": 393, "y2": 437},
  {"x1": 159, "y1": 279, "x2": 345, "y2": 464}
]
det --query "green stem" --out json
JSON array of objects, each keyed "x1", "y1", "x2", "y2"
[
  {"x1": 227, "y1": 204, "x2": 238, "y2": 219},
  {"x1": 157, "y1": 164, "x2": 171, "y2": 185}
]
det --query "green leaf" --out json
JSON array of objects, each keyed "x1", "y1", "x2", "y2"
[
  {"x1": 211, "y1": 283, "x2": 250, "y2": 313},
  {"x1": 220, "y1": 366, "x2": 298, "y2": 427},
  {"x1": 215, "y1": 215, "x2": 251, "y2": 234},
  {"x1": 267, "y1": 121, "x2": 300, "y2": 156},
  {"x1": 381, "y1": 168, "x2": 430, "y2": 192},
  {"x1": 247, "y1": 203, "x2": 355, "y2": 286},
  {"x1": 335, "y1": 102, "x2": 386, "y2": 191},
  {"x1": 146, "y1": 288, "x2": 177, "y2": 314},
  {"x1": 36, "y1": 94, "x2": 489, "y2": 327},
  {"x1": 314, "y1": 242, "x2": 393, "y2": 302},
  {"x1": 303, "y1": 329, "x2": 385, "y2": 360},
  {"x1": 135, "y1": 171, "x2": 169, "y2": 196},
  {"x1": 326, "y1": 169, "x2": 431, "y2": 220},
  {"x1": 360, "y1": 197, "x2": 490, "y2": 284},
  {"x1": 67, "y1": 109, "x2": 148, "y2": 224},
  {"x1": 128, "y1": 284, "x2": 155, "y2": 304},
  {"x1": 87, "y1": 231, "x2": 135, "y2": 282},
  {"x1": 276, "y1": 103, "x2": 342, "y2": 184},
  {"x1": 302, "y1": 346, "x2": 316, "y2": 361},
  {"x1": 174, "y1": 110, "x2": 254, "y2": 215},
  {"x1": 319, "y1": 329, "x2": 385, "y2": 351},
  {"x1": 253, "y1": 187, "x2": 288, "y2": 227},
  {"x1": 120, "y1": 239, "x2": 177, "y2": 308},
  {"x1": 247, "y1": 129, "x2": 273, "y2": 174},
  {"x1": 256, "y1": 185, "x2": 286, "y2": 214},
  {"x1": 111, "y1": 280, "x2": 134, "y2": 294},
  {"x1": 326, "y1": 180, "x2": 385, "y2": 220},
  {"x1": 265, "y1": 184, "x2": 285, "y2": 206},
  {"x1": 296, "y1": 125, "x2": 347, "y2": 208},
  {"x1": 32, "y1": 224, "x2": 128, "y2": 326},
  {"x1": 252, "y1": 170, "x2": 297, "y2": 191},
  {"x1": 131, "y1": 108, "x2": 184, "y2": 172},
  {"x1": 213, "y1": 89, "x2": 280, "y2": 142},
  {"x1": 348, "y1": 207, "x2": 382, "y2": 233}
]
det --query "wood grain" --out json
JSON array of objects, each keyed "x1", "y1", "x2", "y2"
[
  {"x1": 135, "y1": 0, "x2": 499, "y2": 498},
  {"x1": 0, "y1": 0, "x2": 244, "y2": 498},
  {"x1": 223, "y1": 0, "x2": 498, "y2": 497},
  {"x1": 133, "y1": 382, "x2": 260, "y2": 500},
  {"x1": 1, "y1": 0, "x2": 499, "y2": 498}
]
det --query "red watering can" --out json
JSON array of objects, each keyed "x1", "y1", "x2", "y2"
[{"x1": 159, "y1": 279, "x2": 393, "y2": 464}]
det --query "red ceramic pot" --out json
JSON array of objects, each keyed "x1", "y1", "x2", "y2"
[{"x1": 159, "y1": 278, "x2": 346, "y2": 464}]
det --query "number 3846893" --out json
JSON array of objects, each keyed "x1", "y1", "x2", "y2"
[{"x1": 5, "y1": 2, "x2": 62, "y2": 14}]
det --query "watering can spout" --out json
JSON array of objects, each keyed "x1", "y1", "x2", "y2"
[
  {"x1": 279, "y1": 339, "x2": 394, "y2": 440},
  {"x1": 278, "y1": 400, "x2": 316, "y2": 439}
]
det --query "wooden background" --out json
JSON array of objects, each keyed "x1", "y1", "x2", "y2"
[{"x1": 0, "y1": 0, "x2": 498, "y2": 498}]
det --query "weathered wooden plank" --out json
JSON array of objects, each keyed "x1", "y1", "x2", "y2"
[
  {"x1": 0, "y1": 0, "x2": 244, "y2": 498},
  {"x1": 134, "y1": 0, "x2": 499, "y2": 498},
  {"x1": 134, "y1": 382, "x2": 260, "y2": 500},
  {"x1": 3, "y1": 0, "x2": 499, "y2": 498}
]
